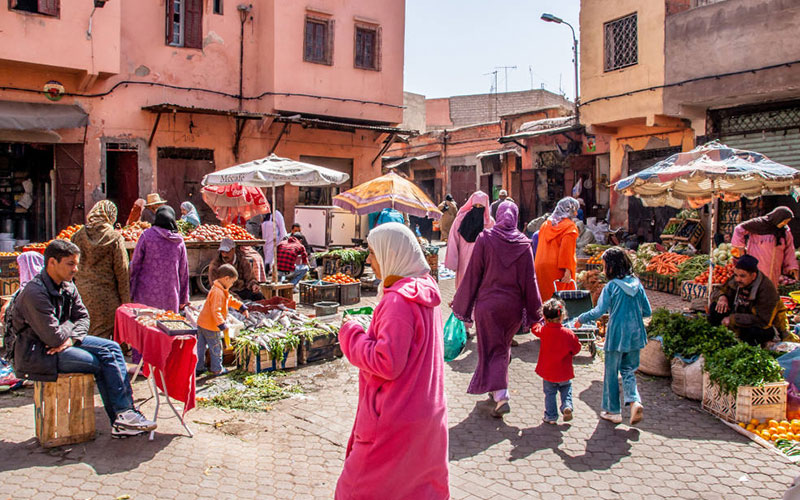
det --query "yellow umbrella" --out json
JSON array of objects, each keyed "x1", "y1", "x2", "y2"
[{"x1": 333, "y1": 171, "x2": 442, "y2": 219}]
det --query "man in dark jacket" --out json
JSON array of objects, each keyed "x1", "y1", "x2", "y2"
[
  {"x1": 710, "y1": 254, "x2": 788, "y2": 346},
  {"x1": 11, "y1": 240, "x2": 156, "y2": 437}
]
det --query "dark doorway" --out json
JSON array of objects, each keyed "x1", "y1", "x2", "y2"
[
  {"x1": 512, "y1": 169, "x2": 536, "y2": 230},
  {"x1": 106, "y1": 145, "x2": 139, "y2": 226},
  {"x1": 157, "y1": 148, "x2": 215, "y2": 224},
  {"x1": 627, "y1": 147, "x2": 681, "y2": 240}
]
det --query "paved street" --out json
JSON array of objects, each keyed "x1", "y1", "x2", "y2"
[{"x1": 1, "y1": 277, "x2": 797, "y2": 500}]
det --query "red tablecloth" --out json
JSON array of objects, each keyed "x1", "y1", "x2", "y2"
[{"x1": 114, "y1": 304, "x2": 197, "y2": 415}]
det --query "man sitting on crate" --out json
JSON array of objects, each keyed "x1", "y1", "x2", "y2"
[
  {"x1": 209, "y1": 238, "x2": 264, "y2": 302},
  {"x1": 5, "y1": 240, "x2": 156, "y2": 438},
  {"x1": 709, "y1": 254, "x2": 789, "y2": 346},
  {"x1": 276, "y1": 236, "x2": 310, "y2": 287}
]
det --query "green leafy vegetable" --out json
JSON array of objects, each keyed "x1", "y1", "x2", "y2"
[{"x1": 705, "y1": 343, "x2": 784, "y2": 396}]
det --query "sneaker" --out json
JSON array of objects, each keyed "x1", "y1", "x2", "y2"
[
  {"x1": 111, "y1": 425, "x2": 147, "y2": 439},
  {"x1": 630, "y1": 402, "x2": 644, "y2": 425},
  {"x1": 491, "y1": 400, "x2": 511, "y2": 418},
  {"x1": 562, "y1": 407, "x2": 573, "y2": 422},
  {"x1": 600, "y1": 411, "x2": 622, "y2": 424},
  {"x1": 114, "y1": 409, "x2": 157, "y2": 432},
  {"x1": 542, "y1": 417, "x2": 557, "y2": 425}
]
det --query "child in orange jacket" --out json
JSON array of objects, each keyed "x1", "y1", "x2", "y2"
[{"x1": 196, "y1": 264, "x2": 248, "y2": 375}]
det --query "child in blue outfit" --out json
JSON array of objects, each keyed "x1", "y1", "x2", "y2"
[{"x1": 575, "y1": 247, "x2": 652, "y2": 425}]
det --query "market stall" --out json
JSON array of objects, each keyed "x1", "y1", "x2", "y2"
[{"x1": 114, "y1": 304, "x2": 197, "y2": 439}]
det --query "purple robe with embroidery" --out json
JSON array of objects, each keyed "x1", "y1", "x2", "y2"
[
  {"x1": 451, "y1": 202, "x2": 543, "y2": 394},
  {"x1": 129, "y1": 226, "x2": 190, "y2": 312}
]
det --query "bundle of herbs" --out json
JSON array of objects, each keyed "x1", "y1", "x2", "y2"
[
  {"x1": 705, "y1": 343, "x2": 784, "y2": 395},
  {"x1": 648, "y1": 309, "x2": 737, "y2": 359}
]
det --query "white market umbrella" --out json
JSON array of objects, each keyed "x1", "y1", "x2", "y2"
[
  {"x1": 202, "y1": 154, "x2": 350, "y2": 282},
  {"x1": 615, "y1": 141, "x2": 800, "y2": 306}
]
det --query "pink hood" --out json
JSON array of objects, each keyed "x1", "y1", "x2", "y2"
[{"x1": 384, "y1": 275, "x2": 441, "y2": 309}]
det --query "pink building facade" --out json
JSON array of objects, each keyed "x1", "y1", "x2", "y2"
[{"x1": 0, "y1": 0, "x2": 406, "y2": 240}]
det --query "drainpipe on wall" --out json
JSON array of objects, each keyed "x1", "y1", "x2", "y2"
[
  {"x1": 442, "y1": 129, "x2": 448, "y2": 200},
  {"x1": 237, "y1": 4, "x2": 253, "y2": 111}
]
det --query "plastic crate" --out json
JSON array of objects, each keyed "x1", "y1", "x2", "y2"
[
  {"x1": 343, "y1": 306, "x2": 374, "y2": 317},
  {"x1": 299, "y1": 281, "x2": 339, "y2": 306},
  {"x1": 299, "y1": 334, "x2": 338, "y2": 364},
  {"x1": 339, "y1": 282, "x2": 361, "y2": 306},
  {"x1": 702, "y1": 372, "x2": 788, "y2": 424}
]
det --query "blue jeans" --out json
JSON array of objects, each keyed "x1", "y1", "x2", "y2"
[
  {"x1": 281, "y1": 264, "x2": 309, "y2": 286},
  {"x1": 543, "y1": 379, "x2": 573, "y2": 421},
  {"x1": 196, "y1": 327, "x2": 223, "y2": 373},
  {"x1": 56, "y1": 335, "x2": 134, "y2": 424},
  {"x1": 603, "y1": 350, "x2": 641, "y2": 414}
]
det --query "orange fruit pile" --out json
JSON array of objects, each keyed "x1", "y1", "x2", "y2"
[
  {"x1": 740, "y1": 418, "x2": 800, "y2": 442},
  {"x1": 323, "y1": 273, "x2": 358, "y2": 284}
]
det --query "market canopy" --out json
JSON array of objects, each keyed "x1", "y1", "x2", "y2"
[
  {"x1": 615, "y1": 141, "x2": 800, "y2": 209},
  {"x1": 201, "y1": 153, "x2": 350, "y2": 188},
  {"x1": 0, "y1": 100, "x2": 88, "y2": 131},
  {"x1": 332, "y1": 171, "x2": 442, "y2": 219},
  {"x1": 201, "y1": 184, "x2": 270, "y2": 225}
]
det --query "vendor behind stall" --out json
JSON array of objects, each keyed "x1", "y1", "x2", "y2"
[
  {"x1": 732, "y1": 206, "x2": 799, "y2": 285},
  {"x1": 710, "y1": 255, "x2": 789, "y2": 346},
  {"x1": 276, "y1": 236, "x2": 310, "y2": 286},
  {"x1": 141, "y1": 193, "x2": 168, "y2": 225},
  {"x1": 208, "y1": 238, "x2": 264, "y2": 301}
]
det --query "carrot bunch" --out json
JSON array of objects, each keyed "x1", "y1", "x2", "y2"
[{"x1": 646, "y1": 252, "x2": 691, "y2": 276}]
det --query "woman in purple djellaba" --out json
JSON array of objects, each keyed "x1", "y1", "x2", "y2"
[
  {"x1": 129, "y1": 205, "x2": 190, "y2": 313},
  {"x1": 451, "y1": 201, "x2": 543, "y2": 418}
]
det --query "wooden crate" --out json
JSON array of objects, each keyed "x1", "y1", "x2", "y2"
[
  {"x1": 0, "y1": 277, "x2": 19, "y2": 296},
  {"x1": 259, "y1": 283, "x2": 294, "y2": 301},
  {"x1": 0, "y1": 255, "x2": 19, "y2": 278},
  {"x1": 34, "y1": 374, "x2": 96, "y2": 448},
  {"x1": 673, "y1": 218, "x2": 705, "y2": 248},
  {"x1": 237, "y1": 348, "x2": 298, "y2": 373},
  {"x1": 659, "y1": 217, "x2": 682, "y2": 244},
  {"x1": 298, "y1": 334, "x2": 338, "y2": 364},
  {"x1": 702, "y1": 372, "x2": 788, "y2": 424},
  {"x1": 298, "y1": 281, "x2": 339, "y2": 306}
]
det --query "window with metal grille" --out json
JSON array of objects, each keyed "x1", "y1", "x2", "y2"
[
  {"x1": 304, "y1": 17, "x2": 334, "y2": 65},
  {"x1": 166, "y1": 0, "x2": 202, "y2": 49},
  {"x1": 604, "y1": 13, "x2": 638, "y2": 72},
  {"x1": 10, "y1": 0, "x2": 59, "y2": 17},
  {"x1": 707, "y1": 101, "x2": 800, "y2": 137},
  {"x1": 355, "y1": 26, "x2": 379, "y2": 70}
]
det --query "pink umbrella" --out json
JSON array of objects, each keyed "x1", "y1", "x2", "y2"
[{"x1": 201, "y1": 184, "x2": 270, "y2": 225}]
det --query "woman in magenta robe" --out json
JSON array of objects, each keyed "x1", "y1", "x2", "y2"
[
  {"x1": 452, "y1": 201, "x2": 543, "y2": 418},
  {"x1": 445, "y1": 191, "x2": 494, "y2": 289}
]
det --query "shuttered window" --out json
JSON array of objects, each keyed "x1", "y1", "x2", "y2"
[
  {"x1": 304, "y1": 16, "x2": 334, "y2": 65},
  {"x1": 166, "y1": 0, "x2": 202, "y2": 48},
  {"x1": 10, "y1": 0, "x2": 60, "y2": 17},
  {"x1": 354, "y1": 26, "x2": 379, "y2": 70}
]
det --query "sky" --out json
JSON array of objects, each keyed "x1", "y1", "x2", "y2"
[{"x1": 404, "y1": 0, "x2": 580, "y2": 100}]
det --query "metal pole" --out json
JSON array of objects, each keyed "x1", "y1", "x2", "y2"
[
  {"x1": 272, "y1": 184, "x2": 278, "y2": 283},
  {"x1": 707, "y1": 195, "x2": 716, "y2": 309}
]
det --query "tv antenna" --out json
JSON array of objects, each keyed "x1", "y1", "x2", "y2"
[{"x1": 494, "y1": 65, "x2": 517, "y2": 92}]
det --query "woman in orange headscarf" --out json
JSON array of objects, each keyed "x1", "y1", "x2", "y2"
[{"x1": 535, "y1": 197, "x2": 580, "y2": 302}]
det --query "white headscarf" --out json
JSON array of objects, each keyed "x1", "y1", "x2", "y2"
[
  {"x1": 549, "y1": 197, "x2": 580, "y2": 225},
  {"x1": 367, "y1": 222, "x2": 430, "y2": 293}
]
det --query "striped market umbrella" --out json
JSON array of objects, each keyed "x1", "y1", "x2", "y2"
[
  {"x1": 333, "y1": 171, "x2": 442, "y2": 219},
  {"x1": 615, "y1": 141, "x2": 800, "y2": 305}
]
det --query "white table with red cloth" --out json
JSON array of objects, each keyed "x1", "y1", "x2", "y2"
[{"x1": 114, "y1": 304, "x2": 197, "y2": 437}]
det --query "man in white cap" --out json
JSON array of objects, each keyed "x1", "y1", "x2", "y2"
[
  {"x1": 490, "y1": 189, "x2": 508, "y2": 220},
  {"x1": 208, "y1": 238, "x2": 264, "y2": 301},
  {"x1": 141, "y1": 193, "x2": 167, "y2": 224}
]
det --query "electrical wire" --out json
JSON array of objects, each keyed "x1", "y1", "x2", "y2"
[
  {"x1": 0, "y1": 80, "x2": 405, "y2": 109},
  {"x1": 581, "y1": 59, "x2": 800, "y2": 107}
]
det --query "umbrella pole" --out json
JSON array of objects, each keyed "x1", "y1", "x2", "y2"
[
  {"x1": 272, "y1": 184, "x2": 278, "y2": 284},
  {"x1": 707, "y1": 195, "x2": 717, "y2": 309}
]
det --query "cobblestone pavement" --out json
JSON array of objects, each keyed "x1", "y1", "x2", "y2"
[{"x1": 1, "y1": 278, "x2": 797, "y2": 500}]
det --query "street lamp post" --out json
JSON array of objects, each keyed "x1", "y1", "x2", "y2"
[{"x1": 540, "y1": 13, "x2": 579, "y2": 124}]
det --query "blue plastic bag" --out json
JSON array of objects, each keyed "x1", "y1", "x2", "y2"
[{"x1": 443, "y1": 312, "x2": 467, "y2": 362}]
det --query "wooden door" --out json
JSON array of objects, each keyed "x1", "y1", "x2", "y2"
[
  {"x1": 157, "y1": 157, "x2": 215, "y2": 224},
  {"x1": 512, "y1": 169, "x2": 536, "y2": 230},
  {"x1": 450, "y1": 165, "x2": 476, "y2": 206},
  {"x1": 54, "y1": 144, "x2": 85, "y2": 230}
]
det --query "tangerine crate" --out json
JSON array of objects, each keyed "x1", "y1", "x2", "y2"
[
  {"x1": 702, "y1": 372, "x2": 788, "y2": 424},
  {"x1": 339, "y1": 282, "x2": 361, "y2": 306},
  {"x1": 34, "y1": 373, "x2": 96, "y2": 448},
  {"x1": 237, "y1": 348, "x2": 298, "y2": 373},
  {"x1": 298, "y1": 281, "x2": 339, "y2": 306}
]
